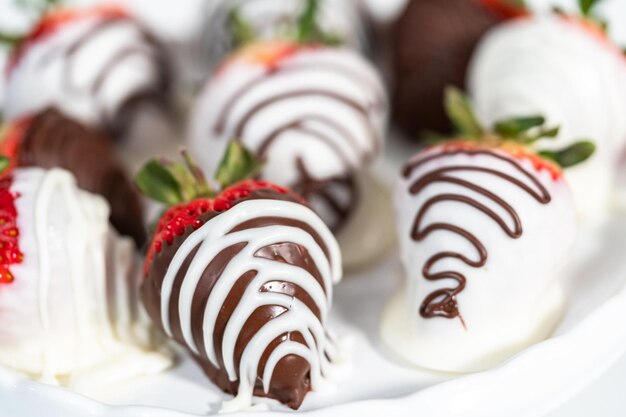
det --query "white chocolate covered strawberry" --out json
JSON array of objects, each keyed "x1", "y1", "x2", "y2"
[
  {"x1": 468, "y1": 6, "x2": 626, "y2": 223},
  {"x1": 188, "y1": 40, "x2": 386, "y2": 232},
  {"x1": 0, "y1": 163, "x2": 170, "y2": 387},
  {"x1": 382, "y1": 89, "x2": 590, "y2": 372},
  {"x1": 4, "y1": 5, "x2": 170, "y2": 137}
]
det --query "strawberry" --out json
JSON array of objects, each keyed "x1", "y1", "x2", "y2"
[
  {"x1": 0, "y1": 110, "x2": 146, "y2": 247},
  {"x1": 137, "y1": 143, "x2": 300, "y2": 276},
  {"x1": 436, "y1": 140, "x2": 563, "y2": 180},
  {"x1": 0, "y1": 161, "x2": 23, "y2": 284},
  {"x1": 0, "y1": 117, "x2": 31, "y2": 175},
  {"x1": 479, "y1": 0, "x2": 529, "y2": 19},
  {"x1": 221, "y1": 0, "x2": 342, "y2": 73},
  {"x1": 7, "y1": 4, "x2": 129, "y2": 73},
  {"x1": 231, "y1": 41, "x2": 301, "y2": 69},
  {"x1": 438, "y1": 86, "x2": 595, "y2": 173}
]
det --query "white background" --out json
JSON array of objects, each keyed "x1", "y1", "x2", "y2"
[{"x1": 548, "y1": 352, "x2": 626, "y2": 416}]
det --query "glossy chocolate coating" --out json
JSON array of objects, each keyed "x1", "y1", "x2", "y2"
[
  {"x1": 142, "y1": 188, "x2": 328, "y2": 409},
  {"x1": 19, "y1": 108, "x2": 146, "y2": 247},
  {"x1": 391, "y1": 0, "x2": 502, "y2": 138}
]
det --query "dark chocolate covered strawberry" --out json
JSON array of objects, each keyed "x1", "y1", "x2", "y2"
[
  {"x1": 0, "y1": 109, "x2": 145, "y2": 247},
  {"x1": 137, "y1": 143, "x2": 343, "y2": 410}
]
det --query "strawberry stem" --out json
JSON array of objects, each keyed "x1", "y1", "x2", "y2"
[
  {"x1": 228, "y1": 0, "x2": 343, "y2": 48},
  {"x1": 444, "y1": 86, "x2": 485, "y2": 139},
  {"x1": 0, "y1": 156, "x2": 10, "y2": 176},
  {"x1": 136, "y1": 142, "x2": 262, "y2": 207},
  {"x1": 440, "y1": 85, "x2": 596, "y2": 169},
  {"x1": 216, "y1": 141, "x2": 263, "y2": 189},
  {"x1": 180, "y1": 148, "x2": 213, "y2": 198},
  {"x1": 229, "y1": 8, "x2": 256, "y2": 47}
]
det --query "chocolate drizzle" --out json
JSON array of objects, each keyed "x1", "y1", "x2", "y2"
[
  {"x1": 209, "y1": 59, "x2": 384, "y2": 230},
  {"x1": 142, "y1": 189, "x2": 338, "y2": 409},
  {"x1": 403, "y1": 149, "x2": 551, "y2": 323},
  {"x1": 38, "y1": 16, "x2": 170, "y2": 137},
  {"x1": 17, "y1": 109, "x2": 146, "y2": 247}
]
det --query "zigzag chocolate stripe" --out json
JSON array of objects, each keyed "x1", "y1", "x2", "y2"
[
  {"x1": 159, "y1": 199, "x2": 341, "y2": 406},
  {"x1": 403, "y1": 149, "x2": 551, "y2": 323}
]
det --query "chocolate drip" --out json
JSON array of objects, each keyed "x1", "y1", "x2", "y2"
[
  {"x1": 18, "y1": 108, "x2": 146, "y2": 247},
  {"x1": 391, "y1": 0, "x2": 502, "y2": 137},
  {"x1": 403, "y1": 149, "x2": 551, "y2": 322},
  {"x1": 39, "y1": 16, "x2": 170, "y2": 137},
  {"x1": 210, "y1": 61, "x2": 382, "y2": 230},
  {"x1": 142, "y1": 188, "x2": 328, "y2": 409}
]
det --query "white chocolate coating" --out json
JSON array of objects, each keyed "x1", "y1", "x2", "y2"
[
  {"x1": 5, "y1": 11, "x2": 167, "y2": 132},
  {"x1": 382, "y1": 148, "x2": 576, "y2": 372},
  {"x1": 0, "y1": 168, "x2": 170, "y2": 386},
  {"x1": 188, "y1": 45, "x2": 387, "y2": 229},
  {"x1": 468, "y1": 17, "x2": 626, "y2": 223},
  {"x1": 158, "y1": 198, "x2": 342, "y2": 410}
]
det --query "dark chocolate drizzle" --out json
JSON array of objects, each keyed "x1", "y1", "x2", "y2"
[
  {"x1": 18, "y1": 108, "x2": 146, "y2": 247},
  {"x1": 142, "y1": 188, "x2": 331, "y2": 409},
  {"x1": 403, "y1": 149, "x2": 551, "y2": 323},
  {"x1": 38, "y1": 16, "x2": 170, "y2": 137},
  {"x1": 211, "y1": 61, "x2": 384, "y2": 231}
]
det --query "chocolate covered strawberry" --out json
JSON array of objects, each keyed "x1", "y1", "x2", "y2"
[
  {"x1": 0, "y1": 109, "x2": 145, "y2": 246},
  {"x1": 188, "y1": 5, "x2": 387, "y2": 233},
  {"x1": 137, "y1": 143, "x2": 343, "y2": 410},
  {"x1": 0, "y1": 157, "x2": 168, "y2": 384},
  {"x1": 382, "y1": 88, "x2": 592, "y2": 373},
  {"x1": 4, "y1": 4, "x2": 170, "y2": 137},
  {"x1": 469, "y1": 0, "x2": 626, "y2": 223}
]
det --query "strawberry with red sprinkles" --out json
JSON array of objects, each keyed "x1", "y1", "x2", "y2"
[{"x1": 137, "y1": 144, "x2": 303, "y2": 277}]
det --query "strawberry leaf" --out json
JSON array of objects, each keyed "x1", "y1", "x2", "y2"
[
  {"x1": 229, "y1": 8, "x2": 256, "y2": 47},
  {"x1": 135, "y1": 159, "x2": 185, "y2": 205},
  {"x1": 494, "y1": 115, "x2": 545, "y2": 138},
  {"x1": 216, "y1": 141, "x2": 262, "y2": 189},
  {"x1": 539, "y1": 140, "x2": 596, "y2": 168},
  {"x1": 0, "y1": 156, "x2": 10, "y2": 175},
  {"x1": 297, "y1": 0, "x2": 318, "y2": 43},
  {"x1": 295, "y1": 0, "x2": 343, "y2": 45},
  {"x1": 578, "y1": 0, "x2": 603, "y2": 16},
  {"x1": 0, "y1": 32, "x2": 22, "y2": 48},
  {"x1": 444, "y1": 86, "x2": 485, "y2": 138},
  {"x1": 180, "y1": 149, "x2": 213, "y2": 198},
  {"x1": 523, "y1": 125, "x2": 560, "y2": 144}
]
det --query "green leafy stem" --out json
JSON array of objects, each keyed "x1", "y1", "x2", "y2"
[
  {"x1": 135, "y1": 142, "x2": 263, "y2": 205},
  {"x1": 229, "y1": 0, "x2": 342, "y2": 48},
  {"x1": 443, "y1": 86, "x2": 595, "y2": 169}
]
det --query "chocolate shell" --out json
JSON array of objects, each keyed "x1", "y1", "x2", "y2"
[
  {"x1": 142, "y1": 188, "x2": 342, "y2": 409},
  {"x1": 17, "y1": 108, "x2": 146, "y2": 247},
  {"x1": 391, "y1": 0, "x2": 502, "y2": 138}
]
